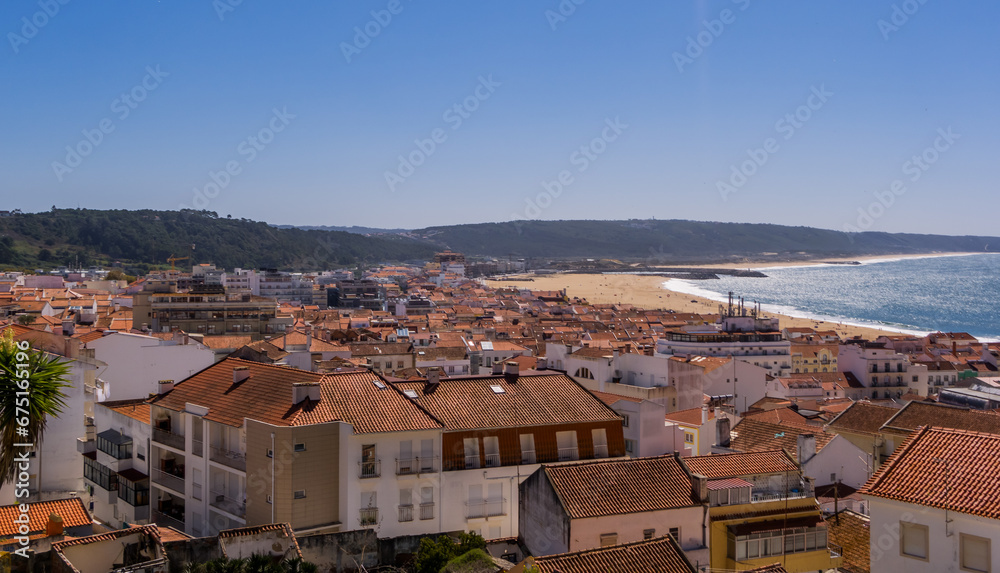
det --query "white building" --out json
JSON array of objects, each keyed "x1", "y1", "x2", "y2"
[
  {"x1": 83, "y1": 400, "x2": 152, "y2": 528},
  {"x1": 861, "y1": 426, "x2": 1000, "y2": 573},
  {"x1": 839, "y1": 341, "x2": 929, "y2": 399}
]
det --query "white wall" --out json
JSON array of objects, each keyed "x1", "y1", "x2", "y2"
[
  {"x1": 87, "y1": 333, "x2": 215, "y2": 401},
  {"x1": 801, "y1": 435, "x2": 871, "y2": 489}
]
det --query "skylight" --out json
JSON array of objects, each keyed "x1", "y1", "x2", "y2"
[
  {"x1": 403, "y1": 389, "x2": 419, "y2": 399},
  {"x1": 373, "y1": 380, "x2": 386, "y2": 390},
  {"x1": 490, "y1": 385, "x2": 505, "y2": 394}
]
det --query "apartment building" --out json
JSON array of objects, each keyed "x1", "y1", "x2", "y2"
[
  {"x1": 655, "y1": 310, "x2": 792, "y2": 377},
  {"x1": 682, "y1": 450, "x2": 843, "y2": 573},
  {"x1": 257, "y1": 270, "x2": 316, "y2": 306},
  {"x1": 133, "y1": 284, "x2": 289, "y2": 338},
  {"x1": 838, "y1": 341, "x2": 929, "y2": 399},
  {"x1": 84, "y1": 331, "x2": 215, "y2": 401},
  {"x1": 82, "y1": 400, "x2": 152, "y2": 529}
]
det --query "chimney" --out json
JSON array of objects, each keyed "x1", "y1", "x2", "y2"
[
  {"x1": 952, "y1": 341, "x2": 957, "y2": 356},
  {"x1": 61, "y1": 319, "x2": 75, "y2": 336},
  {"x1": 797, "y1": 433, "x2": 817, "y2": 464},
  {"x1": 293, "y1": 382, "x2": 321, "y2": 404},
  {"x1": 45, "y1": 513, "x2": 64, "y2": 537},
  {"x1": 157, "y1": 380, "x2": 174, "y2": 395},
  {"x1": 504, "y1": 360, "x2": 519, "y2": 383},
  {"x1": 701, "y1": 404, "x2": 709, "y2": 425},
  {"x1": 689, "y1": 473, "x2": 708, "y2": 503},
  {"x1": 426, "y1": 367, "x2": 441, "y2": 387},
  {"x1": 305, "y1": 324, "x2": 313, "y2": 350},
  {"x1": 233, "y1": 366, "x2": 251, "y2": 385},
  {"x1": 492, "y1": 361, "x2": 503, "y2": 375}
]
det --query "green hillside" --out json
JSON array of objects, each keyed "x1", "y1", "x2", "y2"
[{"x1": 0, "y1": 209, "x2": 436, "y2": 272}]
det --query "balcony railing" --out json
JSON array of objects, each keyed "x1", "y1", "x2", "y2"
[
  {"x1": 210, "y1": 445, "x2": 246, "y2": 472},
  {"x1": 557, "y1": 447, "x2": 579, "y2": 461},
  {"x1": 210, "y1": 491, "x2": 246, "y2": 516},
  {"x1": 359, "y1": 508, "x2": 378, "y2": 527},
  {"x1": 829, "y1": 542, "x2": 843, "y2": 558},
  {"x1": 152, "y1": 469, "x2": 185, "y2": 494},
  {"x1": 751, "y1": 487, "x2": 813, "y2": 503},
  {"x1": 192, "y1": 439, "x2": 204, "y2": 458},
  {"x1": 152, "y1": 509, "x2": 185, "y2": 532},
  {"x1": 152, "y1": 427, "x2": 184, "y2": 450},
  {"x1": 396, "y1": 456, "x2": 438, "y2": 475},
  {"x1": 521, "y1": 449, "x2": 536, "y2": 464},
  {"x1": 484, "y1": 453, "x2": 501, "y2": 468},
  {"x1": 420, "y1": 502, "x2": 435, "y2": 520},
  {"x1": 359, "y1": 460, "x2": 381, "y2": 479},
  {"x1": 398, "y1": 504, "x2": 414, "y2": 522},
  {"x1": 466, "y1": 498, "x2": 506, "y2": 519},
  {"x1": 593, "y1": 444, "x2": 609, "y2": 458}
]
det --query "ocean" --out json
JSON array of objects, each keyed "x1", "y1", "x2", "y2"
[{"x1": 664, "y1": 253, "x2": 1000, "y2": 341}]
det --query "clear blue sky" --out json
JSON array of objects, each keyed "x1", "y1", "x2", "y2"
[{"x1": 2, "y1": 1, "x2": 997, "y2": 234}]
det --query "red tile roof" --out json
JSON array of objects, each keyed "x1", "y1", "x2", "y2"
[
  {"x1": 880, "y1": 401, "x2": 1000, "y2": 435},
  {"x1": 532, "y1": 535, "x2": 696, "y2": 573},
  {"x1": 683, "y1": 450, "x2": 799, "y2": 480},
  {"x1": 664, "y1": 406, "x2": 715, "y2": 426},
  {"x1": 861, "y1": 426, "x2": 1000, "y2": 520},
  {"x1": 392, "y1": 372, "x2": 620, "y2": 430},
  {"x1": 826, "y1": 402, "x2": 898, "y2": 435},
  {"x1": 543, "y1": 456, "x2": 700, "y2": 519},
  {"x1": 0, "y1": 497, "x2": 91, "y2": 538},
  {"x1": 52, "y1": 524, "x2": 160, "y2": 550},
  {"x1": 826, "y1": 511, "x2": 870, "y2": 573},
  {"x1": 98, "y1": 399, "x2": 151, "y2": 425},
  {"x1": 150, "y1": 357, "x2": 442, "y2": 434},
  {"x1": 728, "y1": 419, "x2": 835, "y2": 461}
]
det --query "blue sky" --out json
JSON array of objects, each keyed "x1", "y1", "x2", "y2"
[{"x1": 2, "y1": 1, "x2": 997, "y2": 234}]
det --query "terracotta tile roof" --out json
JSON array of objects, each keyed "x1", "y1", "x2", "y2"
[
  {"x1": 826, "y1": 511, "x2": 870, "y2": 573},
  {"x1": 198, "y1": 334, "x2": 254, "y2": 349},
  {"x1": 728, "y1": 419, "x2": 835, "y2": 461},
  {"x1": 532, "y1": 535, "x2": 696, "y2": 573},
  {"x1": 683, "y1": 450, "x2": 798, "y2": 479},
  {"x1": 0, "y1": 497, "x2": 91, "y2": 538},
  {"x1": 861, "y1": 426, "x2": 1000, "y2": 520},
  {"x1": 542, "y1": 456, "x2": 700, "y2": 519},
  {"x1": 52, "y1": 524, "x2": 160, "y2": 550},
  {"x1": 150, "y1": 357, "x2": 442, "y2": 434},
  {"x1": 589, "y1": 390, "x2": 644, "y2": 406},
  {"x1": 879, "y1": 401, "x2": 1000, "y2": 435},
  {"x1": 664, "y1": 406, "x2": 715, "y2": 426},
  {"x1": 392, "y1": 372, "x2": 619, "y2": 430},
  {"x1": 742, "y1": 407, "x2": 812, "y2": 427},
  {"x1": 97, "y1": 399, "x2": 151, "y2": 425},
  {"x1": 826, "y1": 402, "x2": 898, "y2": 435}
]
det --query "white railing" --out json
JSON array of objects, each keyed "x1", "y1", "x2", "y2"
[
  {"x1": 209, "y1": 491, "x2": 246, "y2": 516},
  {"x1": 210, "y1": 445, "x2": 246, "y2": 472},
  {"x1": 398, "y1": 504, "x2": 413, "y2": 522},
  {"x1": 359, "y1": 460, "x2": 381, "y2": 479},
  {"x1": 420, "y1": 502, "x2": 434, "y2": 520},
  {"x1": 558, "y1": 447, "x2": 579, "y2": 461},
  {"x1": 467, "y1": 498, "x2": 506, "y2": 519},
  {"x1": 464, "y1": 455, "x2": 480, "y2": 469},
  {"x1": 359, "y1": 508, "x2": 378, "y2": 527},
  {"x1": 152, "y1": 469, "x2": 185, "y2": 493},
  {"x1": 484, "y1": 453, "x2": 500, "y2": 467},
  {"x1": 521, "y1": 449, "x2": 536, "y2": 464},
  {"x1": 593, "y1": 444, "x2": 609, "y2": 458}
]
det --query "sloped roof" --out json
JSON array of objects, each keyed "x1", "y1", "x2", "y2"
[
  {"x1": 533, "y1": 535, "x2": 696, "y2": 573},
  {"x1": 392, "y1": 372, "x2": 619, "y2": 430},
  {"x1": 826, "y1": 511, "x2": 870, "y2": 573},
  {"x1": 0, "y1": 497, "x2": 91, "y2": 538},
  {"x1": 149, "y1": 357, "x2": 442, "y2": 434},
  {"x1": 543, "y1": 456, "x2": 699, "y2": 519},
  {"x1": 861, "y1": 426, "x2": 1000, "y2": 520},
  {"x1": 728, "y1": 419, "x2": 835, "y2": 461},
  {"x1": 98, "y1": 399, "x2": 151, "y2": 425},
  {"x1": 879, "y1": 401, "x2": 1000, "y2": 435},
  {"x1": 826, "y1": 402, "x2": 898, "y2": 435},
  {"x1": 683, "y1": 450, "x2": 798, "y2": 479}
]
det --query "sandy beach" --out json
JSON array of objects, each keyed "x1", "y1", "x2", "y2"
[{"x1": 485, "y1": 253, "x2": 981, "y2": 340}]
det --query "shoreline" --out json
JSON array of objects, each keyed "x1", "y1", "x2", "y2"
[
  {"x1": 649, "y1": 251, "x2": 987, "y2": 271},
  {"x1": 486, "y1": 252, "x2": 996, "y2": 341}
]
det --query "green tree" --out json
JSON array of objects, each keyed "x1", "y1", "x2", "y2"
[
  {"x1": 414, "y1": 533, "x2": 487, "y2": 573},
  {"x1": 0, "y1": 329, "x2": 71, "y2": 487},
  {"x1": 14, "y1": 315, "x2": 36, "y2": 326}
]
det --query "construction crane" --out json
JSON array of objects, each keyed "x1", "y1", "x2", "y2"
[{"x1": 166, "y1": 255, "x2": 189, "y2": 270}]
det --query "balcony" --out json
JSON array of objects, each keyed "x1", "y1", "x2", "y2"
[
  {"x1": 359, "y1": 508, "x2": 378, "y2": 527},
  {"x1": 152, "y1": 469, "x2": 185, "y2": 494},
  {"x1": 210, "y1": 445, "x2": 246, "y2": 472},
  {"x1": 398, "y1": 504, "x2": 414, "y2": 522},
  {"x1": 484, "y1": 453, "x2": 501, "y2": 468},
  {"x1": 152, "y1": 427, "x2": 184, "y2": 450},
  {"x1": 396, "y1": 456, "x2": 438, "y2": 475},
  {"x1": 751, "y1": 486, "x2": 813, "y2": 503},
  {"x1": 192, "y1": 438, "x2": 204, "y2": 458},
  {"x1": 152, "y1": 509, "x2": 185, "y2": 532},
  {"x1": 210, "y1": 491, "x2": 246, "y2": 517},
  {"x1": 521, "y1": 450, "x2": 536, "y2": 464},
  {"x1": 359, "y1": 460, "x2": 381, "y2": 479},
  {"x1": 829, "y1": 543, "x2": 843, "y2": 558},
  {"x1": 466, "y1": 498, "x2": 506, "y2": 519},
  {"x1": 464, "y1": 455, "x2": 480, "y2": 470},
  {"x1": 593, "y1": 444, "x2": 609, "y2": 458},
  {"x1": 557, "y1": 447, "x2": 579, "y2": 462},
  {"x1": 420, "y1": 502, "x2": 434, "y2": 520}
]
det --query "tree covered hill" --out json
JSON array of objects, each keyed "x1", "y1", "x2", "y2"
[{"x1": 0, "y1": 209, "x2": 436, "y2": 272}]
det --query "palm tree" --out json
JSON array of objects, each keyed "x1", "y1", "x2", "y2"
[{"x1": 0, "y1": 329, "x2": 71, "y2": 487}]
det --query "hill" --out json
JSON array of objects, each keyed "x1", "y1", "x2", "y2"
[
  {"x1": 406, "y1": 219, "x2": 1000, "y2": 262},
  {"x1": 0, "y1": 209, "x2": 436, "y2": 272}
]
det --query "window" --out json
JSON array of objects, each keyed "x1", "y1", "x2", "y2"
[
  {"x1": 684, "y1": 433, "x2": 694, "y2": 444},
  {"x1": 643, "y1": 529, "x2": 655, "y2": 540},
  {"x1": 624, "y1": 439, "x2": 635, "y2": 454},
  {"x1": 463, "y1": 438, "x2": 480, "y2": 469},
  {"x1": 556, "y1": 430, "x2": 579, "y2": 461},
  {"x1": 294, "y1": 443, "x2": 306, "y2": 452},
  {"x1": 961, "y1": 533, "x2": 990, "y2": 572},
  {"x1": 592, "y1": 428, "x2": 609, "y2": 458},
  {"x1": 600, "y1": 533, "x2": 618, "y2": 547},
  {"x1": 901, "y1": 522, "x2": 929, "y2": 560},
  {"x1": 294, "y1": 490, "x2": 306, "y2": 499},
  {"x1": 420, "y1": 487, "x2": 434, "y2": 520},
  {"x1": 669, "y1": 527, "x2": 680, "y2": 542},
  {"x1": 621, "y1": 414, "x2": 630, "y2": 428},
  {"x1": 520, "y1": 434, "x2": 536, "y2": 464},
  {"x1": 266, "y1": 448, "x2": 273, "y2": 458},
  {"x1": 399, "y1": 488, "x2": 414, "y2": 522},
  {"x1": 397, "y1": 360, "x2": 404, "y2": 369},
  {"x1": 484, "y1": 436, "x2": 500, "y2": 467}
]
